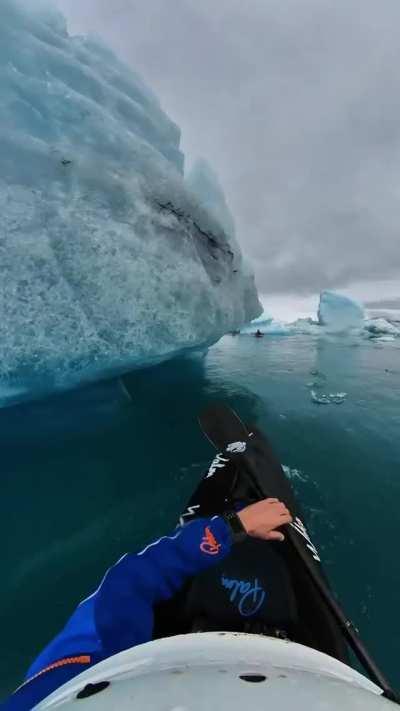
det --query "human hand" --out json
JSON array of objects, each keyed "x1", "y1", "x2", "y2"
[{"x1": 238, "y1": 498, "x2": 292, "y2": 542}]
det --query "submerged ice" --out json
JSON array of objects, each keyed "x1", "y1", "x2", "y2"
[{"x1": 0, "y1": 0, "x2": 261, "y2": 405}]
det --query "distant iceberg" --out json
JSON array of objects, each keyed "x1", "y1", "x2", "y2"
[
  {"x1": 257, "y1": 321, "x2": 290, "y2": 336},
  {"x1": 241, "y1": 290, "x2": 399, "y2": 341},
  {"x1": 318, "y1": 291, "x2": 364, "y2": 332},
  {"x1": 290, "y1": 318, "x2": 321, "y2": 336},
  {"x1": 0, "y1": 0, "x2": 261, "y2": 405},
  {"x1": 240, "y1": 312, "x2": 291, "y2": 336},
  {"x1": 364, "y1": 318, "x2": 400, "y2": 338}
]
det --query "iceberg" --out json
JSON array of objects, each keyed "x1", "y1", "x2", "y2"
[
  {"x1": 290, "y1": 318, "x2": 320, "y2": 336},
  {"x1": 240, "y1": 291, "x2": 400, "y2": 344},
  {"x1": 240, "y1": 291, "x2": 400, "y2": 343},
  {"x1": 186, "y1": 159, "x2": 236, "y2": 240},
  {"x1": 260, "y1": 320, "x2": 291, "y2": 336},
  {"x1": 318, "y1": 291, "x2": 364, "y2": 332},
  {"x1": 240, "y1": 311, "x2": 291, "y2": 336},
  {"x1": 364, "y1": 318, "x2": 400, "y2": 338},
  {"x1": 0, "y1": 0, "x2": 261, "y2": 406},
  {"x1": 240, "y1": 312, "x2": 271, "y2": 335}
]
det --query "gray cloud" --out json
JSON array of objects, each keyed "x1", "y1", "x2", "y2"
[{"x1": 56, "y1": 0, "x2": 400, "y2": 296}]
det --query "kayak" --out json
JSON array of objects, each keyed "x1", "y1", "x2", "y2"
[
  {"x1": 153, "y1": 403, "x2": 397, "y2": 697},
  {"x1": 32, "y1": 403, "x2": 399, "y2": 709},
  {"x1": 153, "y1": 403, "x2": 348, "y2": 661}
]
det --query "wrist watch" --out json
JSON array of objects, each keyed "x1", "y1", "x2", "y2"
[{"x1": 223, "y1": 510, "x2": 247, "y2": 543}]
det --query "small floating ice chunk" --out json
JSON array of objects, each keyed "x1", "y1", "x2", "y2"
[
  {"x1": 311, "y1": 390, "x2": 347, "y2": 405},
  {"x1": 283, "y1": 465, "x2": 308, "y2": 482}
]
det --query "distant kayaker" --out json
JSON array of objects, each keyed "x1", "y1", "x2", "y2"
[
  {"x1": 255, "y1": 329, "x2": 264, "y2": 338},
  {"x1": 4, "y1": 497, "x2": 291, "y2": 710}
]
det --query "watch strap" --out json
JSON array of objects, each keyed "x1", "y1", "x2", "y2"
[{"x1": 223, "y1": 510, "x2": 247, "y2": 543}]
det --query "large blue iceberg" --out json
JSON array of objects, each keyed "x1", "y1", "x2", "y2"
[{"x1": 0, "y1": 0, "x2": 261, "y2": 405}]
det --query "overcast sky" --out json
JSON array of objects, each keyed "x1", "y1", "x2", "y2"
[{"x1": 57, "y1": 0, "x2": 399, "y2": 306}]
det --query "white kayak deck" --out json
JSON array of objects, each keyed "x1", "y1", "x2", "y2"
[{"x1": 35, "y1": 632, "x2": 397, "y2": 710}]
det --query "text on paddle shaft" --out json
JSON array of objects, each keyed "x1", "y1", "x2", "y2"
[
  {"x1": 221, "y1": 576, "x2": 266, "y2": 617},
  {"x1": 178, "y1": 504, "x2": 200, "y2": 527},
  {"x1": 290, "y1": 517, "x2": 320, "y2": 562},
  {"x1": 226, "y1": 441, "x2": 247, "y2": 454},
  {"x1": 206, "y1": 453, "x2": 229, "y2": 478}
]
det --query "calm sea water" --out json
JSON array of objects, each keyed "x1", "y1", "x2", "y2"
[{"x1": 1, "y1": 334, "x2": 399, "y2": 697}]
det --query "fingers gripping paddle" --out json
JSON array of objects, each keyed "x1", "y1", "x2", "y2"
[{"x1": 198, "y1": 402, "x2": 399, "y2": 704}]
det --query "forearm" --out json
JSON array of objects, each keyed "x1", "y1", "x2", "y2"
[
  {"x1": 95, "y1": 516, "x2": 231, "y2": 653},
  {"x1": 26, "y1": 515, "x2": 232, "y2": 678}
]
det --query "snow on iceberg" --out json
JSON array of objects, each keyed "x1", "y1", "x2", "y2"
[
  {"x1": 0, "y1": 0, "x2": 261, "y2": 405},
  {"x1": 318, "y1": 291, "x2": 364, "y2": 332}
]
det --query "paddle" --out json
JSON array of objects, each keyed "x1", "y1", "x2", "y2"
[{"x1": 199, "y1": 403, "x2": 400, "y2": 704}]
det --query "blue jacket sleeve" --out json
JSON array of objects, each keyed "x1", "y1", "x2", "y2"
[
  {"x1": 29, "y1": 515, "x2": 232, "y2": 671},
  {"x1": 93, "y1": 515, "x2": 231, "y2": 655},
  {"x1": 3, "y1": 516, "x2": 231, "y2": 710}
]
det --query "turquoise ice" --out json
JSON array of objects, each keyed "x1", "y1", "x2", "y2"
[
  {"x1": 318, "y1": 291, "x2": 364, "y2": 332},
  {"x1": 0, "y1": 0, "x2": 260, "y2": 406}
]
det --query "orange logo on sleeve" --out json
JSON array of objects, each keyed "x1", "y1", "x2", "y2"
[{"x1": 200, "y1": 526, "x2": 221, "y2": 555}]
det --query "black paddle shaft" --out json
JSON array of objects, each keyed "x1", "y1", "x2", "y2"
[
  {"x1": 241, "y1": 454, "x2": 400, "y2": 704},
  {"x1": 198, "y1": 403, "x2": 400, "y2": 704}
]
